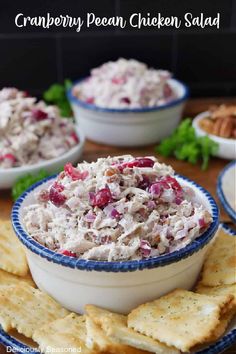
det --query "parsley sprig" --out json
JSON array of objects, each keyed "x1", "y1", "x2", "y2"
[
  {"x1": 43, "y1": 79, "x2": 72, "y2": 117},
  {"x1": 156, "y1": 119, "x2": 218, "y2": 170},
  {"x1": 12, "y1": 170, "x2": 51, "y2": 201}
]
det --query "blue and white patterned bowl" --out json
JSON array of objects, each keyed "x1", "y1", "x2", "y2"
[
  {"x1": 217, "y1": 160, "x2": 236, "y2": 223},
  {"x1": 12, "y1": 174, "x2": 219, "y2": 313},
  {"x1": 68, "y1": 78, "x2": 189, "y2": 146}
]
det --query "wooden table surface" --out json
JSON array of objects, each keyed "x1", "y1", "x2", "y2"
[{"x1": 0, "y1": 98, "x2": 235, "y2": 353}]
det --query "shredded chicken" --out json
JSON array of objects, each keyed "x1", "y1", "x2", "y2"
[
  {"x1": 0, "y1": 87, "x2": 78, "y2": 168},
  {"x1": 23, "y1": 155, "x2": 213, "y2": 261},
  {"x1": 72, "y1": 58, "x2": 177, "y2": 109}
]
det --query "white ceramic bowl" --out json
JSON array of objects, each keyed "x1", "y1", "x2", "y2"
[
  {"x1": 217, "y1": 160, "x2": 236, "y2": 223},
  {"x1": 0, "y1": 127, "x2": 85, "y2": 189},
  {"x1": 193, "y1": 111, "x2": 236, "y2": 160},
  {"x1": 68, "y1": 79, "x2": 189, "y2": 147},
  {"x1": 12, "y1": 175, "x2": 219, "y2": 314}
]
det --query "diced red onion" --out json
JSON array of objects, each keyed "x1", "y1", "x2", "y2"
[
  {"x1": 84, "y1": 210, "x2": 96, "y2": 222},
  {"x1": 140, "y1": 239, "x2": 151, "y2": 257},
  {"x1": 147, "y1": 200, "x2": 156, "y2": 210},
  {"x1": 110, "y1": 208, "x2": 120, "y2": 219}
]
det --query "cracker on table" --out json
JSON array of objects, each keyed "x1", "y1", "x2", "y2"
[
  {"x1": 0, "y1": 269, "x2": 36, "y2": 289},
  {"x1": 200, "y1": 227, "x2": 236, "y2": 286},
  {"x1": 0, "y1": 284, "x2": 69, "y2": 338},
  {"x1": 127, "y1": 288, "x2": 234, "y2": 352},
  {"x1": 86, "y1": 304, "x2": 179, "y2": 354},
  {"x1": 85, "y1": 315, "x2": 148, "y2": 354},
  {"x1": 33, "y1": 313, "x2": 94, "y2": 354},
  {"x1": 195, "y1": 283, "x2": 236, "y2": 341},
  {"x1": 196, "y1": 283, "x2": 236, "y2": 305},
  {"x1": 207, "y1": 310, "x2": 236, "y2": 342},
  {"x1": 0, "y1": 219, "x2": 28, "y2": 276}
]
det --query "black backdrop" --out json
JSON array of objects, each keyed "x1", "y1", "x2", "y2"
[{"x1": 0, "y1": 0, "x2": 236, "y2": 97}]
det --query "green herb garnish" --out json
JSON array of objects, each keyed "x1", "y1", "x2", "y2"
[
  {"x1": 12, "y1": 170, "x2": 50, "y2": 201},
  {"x1": 156, "y1": 119, "x2": 218, "y2": 170},
  {"x1": 43, "y1": 79, "x2": 72, "y2": 117}
]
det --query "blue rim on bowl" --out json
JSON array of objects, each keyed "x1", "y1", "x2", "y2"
[
  {"x1": 217, "y1": 160, "x2": 236, "y2": 223},
  {"x1": 12, "y1": 174, "x2": 219, "y2": 272},
  {"x1": 67, "y1": 78, "x2": 189, "y2": 113}
]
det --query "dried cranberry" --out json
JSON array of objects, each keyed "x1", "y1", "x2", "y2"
[
  {"x1": 199, "y1": 218, "x2": 206, "y2": 228},
  {"x1": 160, "y1": 176, "x2": 183, "y2": 204},
  {"x1": 49, "y1": 182, "x2": 66, "y2": 207},
  {"x1": 64, "y1": 163, "x2": 88, "y2": 181},
  {"x1": 90, "y1": 188, "x2": 112, "y2": 208},
  {"x1": 163, "y1": 83, "x2": 173, "y2": 98},
  {"x1": 138, "y1": 175, "x2": 150, "y2": 190},
  {"x1": 86, "y1": 97, "x2": 94, "y2": 104},
  {"x1": 31, "y1": 109, "x2": 48, "y2": 121},
  {"x1": 60, "y1": 250, "x2": 77, "y2": 257},
  {"x1": 121, "y1": 97, "x2": 131, "y2": 104},
  {"x1": 3, "y1": 153, "x2": 17, "y2": 162},
  {"x1": 163, "y1": 176, "x2": 182, "y2": 191},
  {"x1": 112, "y1": 77, "x2": 126, "y2": 84},
  {"x1": 70, "y1": 131, "x2": 79, "y2": 144},
  {"x1": 119, "y1": 158, "x2": 154, "y2": 171},
  {"x1": 135, "y1": 158, "x2": 155, "y2": 168}
]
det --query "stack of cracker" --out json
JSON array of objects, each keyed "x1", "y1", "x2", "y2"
[
  {"x1": 0, "y1": 220, "x2": 35, "y2": 288},
  {"x1": 0, "y1": 220, "x2": 235, "y2": 353}
]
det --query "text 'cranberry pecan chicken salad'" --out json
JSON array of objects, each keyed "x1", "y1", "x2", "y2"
[
  {"x1": 0, "y1": 88, "x2": 78, "y2": 168},
  {"x1": 23, "y1": 156, "x2": 212, "y2": 261}
]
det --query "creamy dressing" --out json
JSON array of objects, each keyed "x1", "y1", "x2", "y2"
[{"x1": 23, "y1": 155, "x2": 212, "y2": 261}]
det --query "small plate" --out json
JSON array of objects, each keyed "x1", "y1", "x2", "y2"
[
  {"x1": 0, "y1": 225, "x2": 235, "y2": 354},
  {"x1": 193, "y1": 111, "x2": 236, "y2": 160},
  {"x1": 0, "y1": 299, "x2": 235, "y2": 353},
  {"x1": 217, "y1": 161, "x2": 236, "y2": 223},
  {"x1": 0, "y1": 126, "x2": 85, "y2": 189},
  {"x1": 0, "y1": 224, "x2": 236, "y2": 354}
]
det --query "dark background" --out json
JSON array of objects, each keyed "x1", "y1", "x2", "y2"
[{"x1": 0, "y1": 0, "x2": 236, "y2": 97}]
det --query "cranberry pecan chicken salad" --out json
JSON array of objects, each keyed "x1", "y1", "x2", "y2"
[
  {"x1": 23, "y1": 155, "x2": 212, "y2": 261},
  {"x1": 72, "y1": 58, "x2": 177, "y2": 109},
  {"x1": 0, "y1": 87, "x2": 79, "y2": 168}
]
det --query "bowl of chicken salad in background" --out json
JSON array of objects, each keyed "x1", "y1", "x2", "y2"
[
  {"x1": 0, "y1": 87, "x2": 85, "y2": 189},
  {"x1": 68, "y1": 58, "x2": 189, "y2": 147},
  {"x1": 12, "y1": 155, "x2": 218, "y2": 313}
]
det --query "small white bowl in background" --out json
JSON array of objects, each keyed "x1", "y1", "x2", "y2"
[
  {"x1": 217, "y1": 160, "x2": 236, "y2": 223},
  {"x1": 68, "y1": 79, "x2": 189, "y2": 147},
  {"x1": 0, "y1": 127, "x2": 85, "y2": 189},
  {"x1": 12, "y1": 175, "x2": 218, "y2": 314},
  {"x1": 193, "y1": 111, "x2": 236, "y2": 160}
]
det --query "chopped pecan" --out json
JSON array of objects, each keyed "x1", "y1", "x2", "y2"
[{"x1": 218, "y1": 117, "x2": 234, "y2": 138}]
